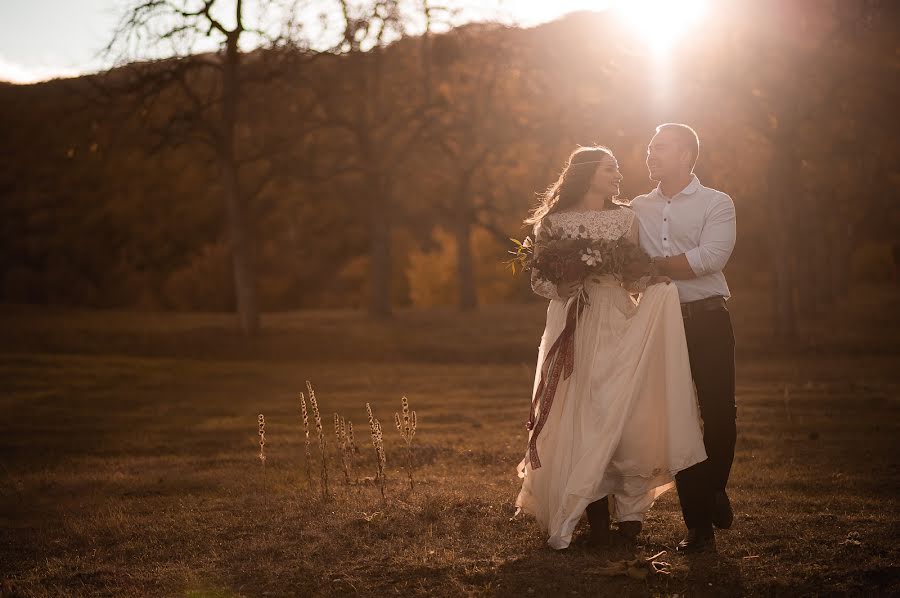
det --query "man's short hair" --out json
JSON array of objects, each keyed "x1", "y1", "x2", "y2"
[{"x1": 656, "y1": 123, "x2": 700, "y2": 170}]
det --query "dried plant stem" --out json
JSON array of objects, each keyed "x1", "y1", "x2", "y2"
[
  {"x1": 258, "y1": 413, "x2": 267, "y2": 508},
  {"x1": 307, "y1": 380, "x2": 329, "y2": 500},
  {"x1": 299, "y1": 392, "x2": 312, "y2": 487},
  {"x1": 334, "y1": 414, "x2": 353, "y2": 486},
  {"x1": 394, "y1": 396, "x2": 417, "y2": 490},
  {"x1": 367, "y1": 403, "x2": 386, "y2": 499},
  {"x1": 347, "y1": 421, "x2": 357, "y2": 484}
]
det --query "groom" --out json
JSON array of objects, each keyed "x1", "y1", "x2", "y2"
[{"x1": 631, "y1": 123, "x2": 737, "y2": 553}]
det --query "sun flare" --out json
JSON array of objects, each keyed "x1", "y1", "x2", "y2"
[{"x1": 612, "y1": 0, "x2": 709, "y2": 54}]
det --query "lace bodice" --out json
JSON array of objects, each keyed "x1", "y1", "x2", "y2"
[
  {"x1": 538, "y1": 207, "x2": 635, "y2": 242},
  {"x1": 531, "y1": 207, "x2": 641, "y2": 300}
]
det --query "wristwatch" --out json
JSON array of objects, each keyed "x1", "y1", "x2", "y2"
[{"x1": 649, "y1": 257, "x2": 661, "y2": 278}]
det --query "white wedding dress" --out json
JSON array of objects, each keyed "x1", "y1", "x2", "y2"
[{"x1": 516, "y1": 207, "x2": 707, "y2": 550}]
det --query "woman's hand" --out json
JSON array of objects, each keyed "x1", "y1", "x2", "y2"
[{"x1": 557, "y1": 280, "x2": 582, "y2": 298}]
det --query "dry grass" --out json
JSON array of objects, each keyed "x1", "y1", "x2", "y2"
[{"x1": 1, "y1": 284, "x2": 898, "y2": 597}]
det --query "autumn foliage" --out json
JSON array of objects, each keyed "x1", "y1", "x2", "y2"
[{"x1": 0, "y1": 1, "x2": 897, "y2": 338}]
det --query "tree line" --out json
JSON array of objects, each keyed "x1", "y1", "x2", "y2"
[{"x1": 0, "y1": 0, "x2": 897, "y2": 340}]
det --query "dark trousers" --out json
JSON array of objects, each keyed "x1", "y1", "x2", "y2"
[{"x1": 675, "y1": 305, "x2": 737, "y2": 530}]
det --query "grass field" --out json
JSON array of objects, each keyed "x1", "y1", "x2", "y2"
[{"x1": 1, "y1": 285, "x2": 899, "y2": 597}]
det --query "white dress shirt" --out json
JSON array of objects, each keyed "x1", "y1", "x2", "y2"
[{"x1": 630, "y1": 175, "x2": 736, "y2": 303}]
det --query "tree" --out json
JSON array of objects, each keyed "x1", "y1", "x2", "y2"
[
  {"x1": 104, "y1": 0, "x2": 317, "y2": 334},
  {"x1": 309, "y1": 0, "x2": 447, "y2": 317},
  {"x1": 405, "y1": 16, "x2": 627, "y2": 311},
  {"x1": 684, "y1": 0, "x2": 900, "y2": 341},
  {"x1": 413, "y1": 27, "x2": 537, "y2": 309}
]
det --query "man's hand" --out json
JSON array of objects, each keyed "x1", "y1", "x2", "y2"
[
  {"x1": 557, "y1": 280, "x2": 581, "y2": 299},
  {"x1": 648, "y1": 275, "x2": 672, "y2": 285},
  {"x1": 623, "y1": 254, "x2": 651, "y2": 281},
  {"x1": 653, "y1": 254, "x2": 697, "y2": 280}
]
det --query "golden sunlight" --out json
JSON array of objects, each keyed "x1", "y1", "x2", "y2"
[{"x1": 612, "y1": 0, "x2": 709, "y2": 54}]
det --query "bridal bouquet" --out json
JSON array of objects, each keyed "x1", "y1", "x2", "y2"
[{"x1": 507, "y1": 221, "x2": 650, "y2": 285}]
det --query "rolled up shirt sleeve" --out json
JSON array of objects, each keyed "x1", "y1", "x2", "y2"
[{"x1": 684, "y1": 193, "x2": 736, "y2": 277}]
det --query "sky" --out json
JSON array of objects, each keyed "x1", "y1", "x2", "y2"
[
  {"x1": 0, "y1": 0, "x2": 614, "y2": 84},
  {"x1": 0, "y1": 0, "x2": 120, "y2": 82}
]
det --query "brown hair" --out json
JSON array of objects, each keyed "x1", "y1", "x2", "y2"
[
  {"x1": 656, "y1": 123, "x2": 700, "y2": 170},
  {"x1": 524, "y1": 146, "x2": 614, "y2": 226}
]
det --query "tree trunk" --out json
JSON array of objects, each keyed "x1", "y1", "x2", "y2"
[
  {"x1": 766, "y1": 100, "x2": 803, "y2": 343},
  {"x1": 363, "y1": 47, "x2": 393, "y2": 319},
  {"x1": 771, "y1": 229, "x2": 796, "y2": 342},
  {"x1": 768, "y1": 152, "x2": 797, "y2": 342},
  {"x1": 222, "y1": 160, "x2": 259, "y2": 335},
  {"x1": 222, "y1": 31, "x2": 259, "y2": 335},
  {"x1": 796, "y1": 204, "x2": 829, "y2": 315},
  {"x1": 794, "y1": 214, "x2": 815, "y2": 315},
  {"x1": 369, "y1": 183, "x2": 392, "y2": 318},
  {"x1": 454, "y1": 217, "x2": 477, "y2": 311}
]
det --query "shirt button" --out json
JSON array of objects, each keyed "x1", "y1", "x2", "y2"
[
  {"x1": 663, "y1": 237, "x2": 667, "y2": 240},
  {"x1": 664, "y1": 218, "x2": 667, "y2": 221}
]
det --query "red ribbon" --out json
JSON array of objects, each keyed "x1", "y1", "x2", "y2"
[{"x1": 526, "y1": 297, "x2": 584, "y2": 469}]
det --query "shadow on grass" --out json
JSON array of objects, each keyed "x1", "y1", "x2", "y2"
[
  {"x1": 680, "y1": 551, "x2": 745, "y2": 596},
  {"x1": 489, "y1": 538, "x2": 745, "y2": 597}
]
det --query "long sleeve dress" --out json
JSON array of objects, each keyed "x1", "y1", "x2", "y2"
[{"x1": 516, "y1": 206, "x2": 707, "y2": 550}]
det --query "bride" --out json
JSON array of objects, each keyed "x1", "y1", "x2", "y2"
[{"x1": 515, "y1": 145, "x2": 707, "y2": 550}]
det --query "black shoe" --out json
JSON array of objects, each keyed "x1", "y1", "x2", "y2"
[
  {"x1": 712, "y1": 490, "x2": 734, "y2": 529},
  {"x1": 676, "y1": 527, "x2": 716, "y2": 553},
  {"x1": 586, "y1": 529, "x2": 611, "y2": 549},
  {"x1": 586, "y1": 496, "x2": 610, "y2": 548},
  {"x1": 617, "y1": 520, "x2": 642, "y2": 541}
]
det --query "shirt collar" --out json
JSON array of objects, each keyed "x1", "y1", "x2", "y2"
[{"x1": 653, "y1": 174, "x2": 701, "y2": 199}]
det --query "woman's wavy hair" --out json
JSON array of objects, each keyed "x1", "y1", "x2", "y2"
[{"x1": 524, "y1": 145, "x2": 615, "y2": 226}]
